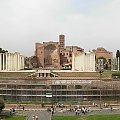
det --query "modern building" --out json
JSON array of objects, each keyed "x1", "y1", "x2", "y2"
[{"x1": 0, "y1": 52, "x2": 24, "y2": 71}]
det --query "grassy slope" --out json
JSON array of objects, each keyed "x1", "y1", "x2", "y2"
[
  {"x1": 0, "y1": 115, "x2": 26, "y2": 120},
  {"x1": 52, "y1": 114, "x2": 120, "y2": 120}
]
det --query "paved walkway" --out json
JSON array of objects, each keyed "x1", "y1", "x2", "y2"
[
  {"x1": 1, "y1": 104, "x2": 120, "y2": 120},
  {"x1": 17, "y1": 111, "x2": 51, "y2": 120},
  {"x1": 0, "y1": 110, "x2": 51, "y2": 120}
]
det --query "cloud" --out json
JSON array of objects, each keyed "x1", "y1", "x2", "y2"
[{"x1": 0, "y1": 0, "x2": 120, "y2": 56}]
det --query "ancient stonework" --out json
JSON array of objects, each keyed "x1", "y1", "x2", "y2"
[
  {"x1": 92, "y1": 47, "x2": 113, "y2": 69},
  {"x1": 35, "y1": 41, "x2": 60, "y2": 68},
  {"x1": 34, "y1": 35, "x2": 85, "y2": 69}
]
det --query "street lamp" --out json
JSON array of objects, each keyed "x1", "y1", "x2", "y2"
[
  {"x1": 98, "y1": 59, "x2": 104, "y2": 109},
  {"x1": 99, "y1": 70, "x2": 103, "y2": 109}
]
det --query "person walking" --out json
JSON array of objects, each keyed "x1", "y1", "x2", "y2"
[
  {"x1": 32, "y1": 115, "x2": 35, "y2": 120},
  {"x1": 110, "y1": 106, "x2": 113, "y2": 111},
  {"x1": 35, "y1": 115, "x2": 38, "y2": 120},
  {"x1": 22, "y1": 106, "x2": 25, "y2": 110},
  {"x1": 51, "y1": 108, "x2": 54, "y2": 116}
]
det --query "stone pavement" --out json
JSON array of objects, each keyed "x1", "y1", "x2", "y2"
[
  {"x1": 1, "y1": 104, "x2": 120, "y2": 120},
  {"x1": 0, "y1": 110, "x2": 51, "y2": 120},
  {"x1": 16, "y1": 110, "x2": 51, "y2": 120}
]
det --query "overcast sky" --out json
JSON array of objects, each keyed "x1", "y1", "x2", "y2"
[{"x1": 0, "y1": 0, "x2": 120, "y2": 57}]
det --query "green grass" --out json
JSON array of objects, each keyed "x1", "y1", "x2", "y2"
[
  {"x1": 0, "y1": 115, "x2": 26, "y2": 120},
  {"x1": 52, "y1": 116, "x2": 80, "y2": 120},
  {"x1": 52, "y1": 114, "x2": 120, "y2": 120}
]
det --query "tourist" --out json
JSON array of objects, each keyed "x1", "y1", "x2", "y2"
[
  {"x1": 10, "y1": 109, "x2": 12, "y2": 115},
  {"x1": 23, "y1": 106, "x2": 25, "y2": 110},
  {"x1": 35, "y1": 115, "x2": 38, "y2": 120},
  {"x1": 51, "y1": 108, "x2": 54, "y2": 116},
  {"x1": 32, "y1": 115, "x2": 35, "y2": 120},
  {"x1": 110, "y1": 106, "x2": 113, "y2": 111},
  {"x1": 75, "y1": 109, "x2": 78, "y2": 115}
]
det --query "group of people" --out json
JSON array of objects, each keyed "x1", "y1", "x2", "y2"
[
  {"x1": 47, "y1": 106, "x2": 55, "y2": 116},
  {"x1": 10, "y1": 108, "x2": 16, "y2": 115},
  {"x1": 18, "y1": 104, "x2": 25, "y2": 110},
  {"x1": 32, "y1": 115, "x2": 38, "y2": 120},
  {"x1": 9, "y1": 105, "x2": 25, "y2": 115},
  {"x1": 75, "y1": 107, "x2": 89, "y2": 115}
]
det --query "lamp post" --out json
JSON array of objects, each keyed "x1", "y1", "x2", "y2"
[
  {"x1": 98, "y1": 59, "x2": 103, "y2": 109},
  {"x1": 99, "y1": 70, "x2": 102, "y2": 109}
]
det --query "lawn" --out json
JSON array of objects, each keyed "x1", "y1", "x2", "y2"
[
  {"x1": 52, "y1": 114, "x2": 120, "y2": 120},
  {"x1": 0, "y1": 115, "x2": 26, "y2": 120}
]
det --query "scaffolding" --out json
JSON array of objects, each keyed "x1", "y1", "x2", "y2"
[{"x1": 0, "y1": 77, "x2": 120, "y2": 104}]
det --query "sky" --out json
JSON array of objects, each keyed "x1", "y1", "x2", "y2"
[{"x1": 0, "y1": 0, "x2": 120, "y2": 57}]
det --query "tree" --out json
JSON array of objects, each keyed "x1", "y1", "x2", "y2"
[
  {"x1": 116, "y1": 50, "x2": 120, "y2": 71},
  {"x1": 0, "y1": 100, "x2": 5, "y2": 112},
  {"x1": 0, "y1": 48, "x2": 8, "y2": 53},
  {"x1": 116, "y1": 50, "x2": 120, "y2": 58}
]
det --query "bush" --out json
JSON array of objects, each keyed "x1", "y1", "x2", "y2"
[
  {"x1": 0, "y1": 100, "x2": 5, "y2": 112},
  {"x1": 112, "y1": 72, "x2": 120, "y2": 79}
]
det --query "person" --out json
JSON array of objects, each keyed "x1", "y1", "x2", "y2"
[
  {"x1": 77, "y1": 108, "x2": 80, "y2": 115},
  {"x1": 32, "y1": 115, "x2": 35, "y2": 120},
  {"x1": 51, "y1": 108, "x2": 54, "y2": 116},
  {"x1": 23, "y1": 106, "x2": 25, "y2": 110},
  {"x1": 75, "y1": 109, "x2": 78, "y2": 115},
  {"x1": 35, "y1": 115, "x2": 38, "y2": 120},
  {"x1": 10, "y1": 109, "x2": 12, "y2": 115},
  {"x1": 81, "y1": 107, "x2": 85, "y2": 115},
  {"x1": 12, "y1": 108, "x2": 15, "y2": 113},
  {"x1": 110, "y1": 106, "x2": 113, "y2": 111}
]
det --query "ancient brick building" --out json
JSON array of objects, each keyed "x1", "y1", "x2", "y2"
[
  {"x1": 35, "y1": 41, "x2": 60, "y2": 68},
  {"x1": 34, "y1": 35, "x2": 84, "y2": 69},
  {"x1": 92, "y1": 47, "x2": 113, "y2": 70},
  {"x1": 59, "y1": 35, "x2": 84, "y2": 67}
]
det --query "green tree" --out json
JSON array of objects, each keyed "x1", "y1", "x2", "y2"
[
  {"x1": 0, "y1": 48, "x2": 8, "y2": 53},
  {"x1": 116, "y1": 50, "x2": 120, "y2": 58},
  {"x1": 116, "y1": 50, "x2": 120, "y2": 71}
]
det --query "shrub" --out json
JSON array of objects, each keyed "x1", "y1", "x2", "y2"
[{"x1": 0, "y1": 100, "x2": 5, "y2": 112}]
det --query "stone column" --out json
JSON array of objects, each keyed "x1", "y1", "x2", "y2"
[
  {"x1": 12, "y1": 54, "x2": 14, "y2": 71},
  {"x1": 2, "y1": 54, "x2": 4, "y2": 70},
  {"x1": 15, "y1": 54, "x2": 17, "y2": 70},
  {"x1": 82, "y1": 54, "x2": 85, "y2": 71},
  {"x1": 72, "y1": 53, "x2": 75, "y2": 71},
  {"x1": 40, "y1": 73, "x2": 42, "y2": 77},
  {"x1": 48, "y1": 73, "x2": 51, "y2": 77},
  {"x1": 118, "y1": 57, "x2": 119, "y2": 71},
  {"x1": 7, "y1": 53, "x2": 10, "y2": 71},
  {"x1": 17, "y1": 55, "x2": 20, "y2": 69},
  {"x1": 7, "y1": 53, "x2": 9, "y2": 71},
  {"x1": 22, "y1": 56, "x2": 24, "y2": 69},
  {"x1": 11, "y1": 54, "x2": 13, "y2": 71},
  {"x1": 0, "y1": 54, "x2": 1, "y2": 71},
  {"x1": 44, "y1": 73, "x2": 46, "y2": 77},
  {"x1": 20, "y1": 55, "x2": 22, "y2": 70},
  {"x1": 10, "y1": 53, "x2": 12, "y2": 71},
  {"x1": 5, "y1": 53, "x2": 8, "y2": 70}
]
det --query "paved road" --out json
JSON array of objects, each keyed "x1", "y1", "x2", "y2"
[
  {"x1": 1, "y1": 105, "x2": 120, "y2": 120},
  {"x1": 17, "y1": 110, "x2": 51, "y2": 120},
  {"x1": 0, "y1": 110, "x2": 51, "y2": 120}
]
